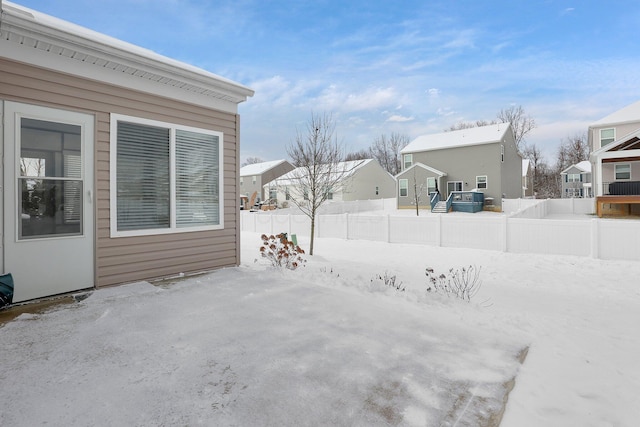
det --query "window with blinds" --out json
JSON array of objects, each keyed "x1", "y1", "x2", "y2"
[
  {"x1": 175, "y1": 129, "x2": 219, "y2": 228},
  {"x1": 110, "y1": 114, "x2": 223, "y2": 237}
]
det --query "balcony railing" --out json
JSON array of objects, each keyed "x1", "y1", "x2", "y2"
[{"x1": 602, "y1": 181, "x2": 640, "y2": 196}]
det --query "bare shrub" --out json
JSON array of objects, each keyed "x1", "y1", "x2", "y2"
[
  {"x1": 425, "y1": 266, "x2": 482, "y2": 301},
  {"x1": 372, "y1": 272, "x2": 405, "y2": 292}
]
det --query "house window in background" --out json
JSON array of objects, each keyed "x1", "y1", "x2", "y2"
[
  {"x1": 476, "y1": 175, "x2": 487, "y2": 189},
  {"x1": 111, "y1": 114, "x2": 222, "y2": 236},
  {"x1": 426, "y1": 177, "x2": 436, "y2": 194},
  {"x1": 399, "y1": 179, "x2": 408, "y2": 197},
  {"x1": 600, "y1": 128, "x2": 615, "y2": 147},
  {"x1": 567, "y1": 173, "x2": 581, "y2": 182},
  {"x1": 403, "y1": 154, "x2": 412, "y2": 169},
  {"x1": 615, "y1": 164, "x2": 631, "y2": 180}
]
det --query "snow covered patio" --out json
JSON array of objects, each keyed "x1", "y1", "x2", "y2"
[{"x1": 1, "y1": 231, "x2": 639, "y2": 426}]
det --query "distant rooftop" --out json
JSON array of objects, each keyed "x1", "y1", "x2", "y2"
[
  {"x1": 402, "y1": 123, "x2": 510, "y2": 154},
  {"x1": 522, "y1": 158, "x2": 530, "y2": 177},
  {"x1": 276, "y1": 159, "x2": 371, "y2": 184},
  {"x1": 240, "y1": 160, "x2": 290, "y2": 176},
  {"x1": 590, "y1": 99, "x2": 640, "y2": 127},
  {"x1": 561, "y1": 160, "x2": 591, "y2": 174}
]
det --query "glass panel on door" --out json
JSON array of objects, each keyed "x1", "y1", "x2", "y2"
[{"x1": 18, "y1": 118, "x2": 83, "y2": 239}]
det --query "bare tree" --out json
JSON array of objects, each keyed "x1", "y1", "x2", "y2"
[
  {"x1": 370, "y1": 132, "x2": 410, "y2": 175},
  {"x1": 344, "y1": 149, "x2": 370, "y2": 162},
  {"x1": 556, "y1": 133, "x2": 589, "y2": 172},
  {"x1": 522, "y1": 143, "x2": 546, "y2": 197},
  {"x1": 445, "y1": 105, "x2": 536, "y2": 153},
  {"x1": 285, "y1": 112, "x2": 351, "y2": 255},
  {"x1": 497, "y1": 105, "x2": 536, "y2": 151},
  {"x1": 241, "y1": 156, "x2": 264, "y2": 167},
  {"x1": 410, "y1": 168, "x2": 427, "y2": 216},
  {"x1": 446, "y1": 120, "x2": 496, "y2": 132}
]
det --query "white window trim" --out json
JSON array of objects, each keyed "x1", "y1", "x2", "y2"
[
  {"x1": 403, "y1": 154, "x2": 412, "y2": 170},
  {"x1": 600, "y1": 128, "x2": 615, "y2": 147},
  {"x1": 614, "y1": 163, "x2": 631, "y2": 181},
  {"x1": 476, "y1": 175, "x2": 488, "y2": 189},
  {"x1": 109, "y1": 113, "x2": 224, "y2": 237},
  {"x1": 399, "y1": 178, "x2": 408, "y2": 197}
]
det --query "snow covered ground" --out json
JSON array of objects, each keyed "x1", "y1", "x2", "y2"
[{"x1": 1, "y1": 231, "x2": 639, "y2": 426}]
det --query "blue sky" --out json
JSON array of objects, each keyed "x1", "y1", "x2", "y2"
[{"x1": 15, "y1": 0, "x2": 640, "y2": 163}]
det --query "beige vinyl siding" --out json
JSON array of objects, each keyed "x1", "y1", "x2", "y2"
[{"x1": 1, "y1": 58, "x2": 240, "y2": 288}]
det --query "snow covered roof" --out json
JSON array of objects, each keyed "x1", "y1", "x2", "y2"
[
  {"x1": 402, "y1": 123, "x2": 511, "y2": 154},
  {"x1": 240, "y1": 160, "x2": 290, "y2": 177},
  {"x1": 275, "y1": 159, "x2": 371, "y2": 185},
  {"x1": 522, "y1": 159, "x2": 530, "y2": 177},
  {"x1": 561, "y1": 160, "x2": 592, "y2": 174},
  {"x1": 0, "y1": 1, "x2": 254, "y2": 112},
  {"x1": 589, "y1": 99, "x2": 640, "y2": 127}
]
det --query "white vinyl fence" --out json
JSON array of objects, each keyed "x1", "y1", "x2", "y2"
[{"x1": 242, "y1": 199, "x2": 640, "y2": 261}]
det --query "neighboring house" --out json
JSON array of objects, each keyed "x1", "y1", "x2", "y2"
[
  {"x1": 270, "y1": 159, "x2": 396, "y2": 206},
  {"x1": 397, "y1": 123, "x2": 522, "y2": 211},
  {"x1": 522, "y1": 158, "x2": 533, "y2": 198},
  {"x1": 589, "y1": 100, "x2": 640, "y2": 217},
  {"x1": 560, "y1": 161, "x2": 592, "y2": 198},
  {"x1": 0, "y1": 1, "x2": 253, "y2": 302},
  {"x1": 240, "y1": 159, "x2": 294, "y2": 206}
]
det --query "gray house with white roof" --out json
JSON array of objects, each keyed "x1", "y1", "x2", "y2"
[
  {"x1": 397, "y1": 123, "x2": 522, "y2": 211},
  {"x1": 560, "y1": 161, "x2": 592, "y2": 198}
]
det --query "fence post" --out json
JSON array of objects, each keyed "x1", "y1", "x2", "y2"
[
  {"x1": 345, "y1": 213, "x2": 349, "y2": 239},
  {"x1": 387, "y1": 214, "x2": 391, "y2": 243},
  {"x1": 590, "y1": 218, "x2": 599, "y2": 259},
  {"x1": 502, "y1": 215, "x2": 508, "y2": 252}
]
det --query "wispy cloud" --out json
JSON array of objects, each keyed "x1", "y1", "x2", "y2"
[
  {"x1": 387, "y1": 114, "x2": 415, "y2": 122},
  {"x1": 20, "y1": 0, "x2": 640, "y2": 163}
]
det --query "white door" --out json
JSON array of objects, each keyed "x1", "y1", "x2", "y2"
[{"x1": 3, "y1": 102, "x2": 94, "y2": 302}]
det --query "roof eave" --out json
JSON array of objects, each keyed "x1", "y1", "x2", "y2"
[{"x1": 0, "y1": 2, "x2": 254, "y2": 106}]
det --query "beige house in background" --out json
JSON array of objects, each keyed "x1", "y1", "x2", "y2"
[
  {"x1": 270, "y1": 159, "x2": 396, "y2": 207},
  {"x1": 588, "y1": 99, "x2": 640, "y2": 217},
  {"x1": 397, "y1": 123, "x2": 522, "y2": 211},
  {"x1": 240, "y1": 159, "x2": 294, "y2": 206},
  {"x1": 0, "y1": 1, "x2": 253, "y2": 302}
]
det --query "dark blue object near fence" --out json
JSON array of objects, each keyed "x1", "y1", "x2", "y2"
[{"x1": 0, "y1": 273, "x2": 14, "y2": 308}]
